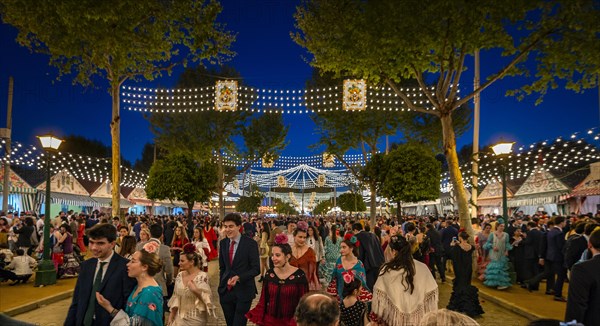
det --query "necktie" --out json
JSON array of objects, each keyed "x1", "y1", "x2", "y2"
[
  {"x1": 84, "y1": 261, "x2": 108, "y2": 326},
  {"x1": 229, "y1": 240, "x2": 236, "y2": 265}
]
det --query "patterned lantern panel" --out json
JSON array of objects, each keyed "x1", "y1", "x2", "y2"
[
  {"x1": 277, "y1": 176, "x2": 287, "y2": 188},
  {"x1": 233, "y1": 180, "x2": 239, "y2": 190},
  {"x1": 323, "y1": 153, "x2": 335, "y2": 167},
  {"x1": 316, "y1": 174, "x2": 326, "y2": 187},
  {"x1": 215, "y1": 80, "x2": 238, "y2": 111},
  {"x1": 343, "y1": 79, "x2": 367, "y2": 111},
  {"x1": 262, "y1": 154, "x2": 274, "y2": 168}
]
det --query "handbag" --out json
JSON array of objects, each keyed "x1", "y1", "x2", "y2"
[{"x1": 52, "y1": 242, "x2": 63, "y2": 254}]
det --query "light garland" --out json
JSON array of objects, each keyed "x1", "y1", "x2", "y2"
[{"x1": 120, "y1": 83, "x2": 452, "y2": 114}]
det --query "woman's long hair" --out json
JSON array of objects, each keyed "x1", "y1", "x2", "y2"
[
  {"x1": 330, "y1": 225, "x2": 338, "y2": 244},
  {"x1": 379, "y1": 235, "x2": 415, "y2": 294},
  {"x1": 261, "y1": 222, "x2": 270, "y2": 239}
]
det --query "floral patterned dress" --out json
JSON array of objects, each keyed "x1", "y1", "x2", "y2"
[
  {"x1": 319, "y1": 237, "x2": 341, "y2": 284},
  {"x1": 112, "y1": 285, "x2": 164, "y2": 326},
  {"x1": 168, "y1": 271, "x2": 213, "y2": 326},
  {"x1": 327, "y1": 258, "x2": 372, "y2": 302}
]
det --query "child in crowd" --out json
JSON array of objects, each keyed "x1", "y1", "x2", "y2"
[{"x1": 339, "y1": 271, "x2": 367, "y2": 326}]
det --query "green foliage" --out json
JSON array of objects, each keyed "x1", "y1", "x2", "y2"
[
  {"x1": 337, "y1": 193, "x2": 366, "y2": 213},
  {"x1": 146, "y1": 153, "x2": 217, "y2": 208},
  {"x1": 1, "y1": 0, "x2": 234, "y2": 86},
  {"x1": 61, "y1": 135, "x2": 132, "y2": 168},
  {"x1": 275, "y1": 200, "x2": 297, "y2": 215},
  {"x1": 381, "y1": 143, "x2": 441, "y2": 204},
  {"x1": 294, "y1": 0, "x2": 598, "y2": 109},
  {"x1": 242, "y1": 113, "x2": 289, "y2": 166},
  {"x1": 236, "y1": 196, "x2": 263, "y2": 213},
  {"x1": 312, "y1": 200, "x2": 333, "y2": 215},
  {"x1": 133, "y1": 143, "x2": 165, "y2": 174}
]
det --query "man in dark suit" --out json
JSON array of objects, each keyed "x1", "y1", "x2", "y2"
[
  {"x1": 520, "y1": 221, "x2": 543, "y2": 285},
  {"x1": 219, "y1": 213, "x2": 260, "y2": 326},
  {"x1": 546, "y1": 216, "x2": 567, "y2": 301},
  {"x1": 352, "y1": 223, "x2": 385, "y2": 290},
  {"x1": 564, "y1": 222, "x2": 588, "y2": 270},
  {"x1": 426, "y1": 223, "x2": 445, "y2": 282},
  {"x1": 65, "y1": 223, "x2": 136, "y2": 326},
  {"x1": 565, "y1": 228, "x2": 600, "y2": 326}
]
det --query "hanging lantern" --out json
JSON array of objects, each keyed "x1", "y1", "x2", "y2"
[
  {"x1": 262, "y1": 154, "x2": 274, "y2": 168},
  {"x1": 215, "y1": 80, "x2": 238, "y2": 111},
  {"x1": 233, "y1": 179, "x2": 239, "y2": 190},
  {"x1": 316, "y1": 174, "x2": 326, "y2": 187},
  {"x1": 277, "y1": 175, "x2": 287, "y2": 187},
  {"x1": 343, "y1": 79, "x2": 367, "y2": 111},
  {"x1": 323, "y1": 152, "x2": 335, "y2": 167}
]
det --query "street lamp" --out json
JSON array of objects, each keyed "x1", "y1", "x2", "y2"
[
  {"x1": 35, "y1": 134, "x2": 63, "y2": 287},
  {"x1": 492, "y1": 141, "x2": 514, "y2": 220}
]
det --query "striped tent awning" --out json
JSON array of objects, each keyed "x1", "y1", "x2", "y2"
[
  {"x1": 37, "y1": 191, "x2": 98, "y2": 207},
  {"x1": 0, "y1": 185, "x2": 37, "y2": 194},
  {"x1": 92, "y1": 197, "x2": 134, "y2": 208}
]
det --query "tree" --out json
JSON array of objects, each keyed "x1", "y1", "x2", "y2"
[
  {"x1": 337, "y1": 193, "x2": 366, "y2": 214},
  {"x1": 293, "y1": 0, "x2": 599, "y2": 236},
  {"x1": 133, "y1": 143, "x2": 165, "y2": 174},
  {"x1": 236, "y1": 196, "x2": 263, "y2": 214},
  {"x1": 149, "y1": 65, "x2": 288, "y2": 219},
  {"x1": 61, "y1": 135, "x2": 132, "y2": 168},
  {"x1": 274, "y1": 199, "x2": 297, "y2": 215},
  {"x1": 2, "y1": 0, "x2": 234, "y2": 217},
  {"x1": 312, "y1": 199, "x2": 333, "y2": 215},
  {"x1": 146, "y1": 153, "x2": 218, "y2": 220},
  {"x1": 380, "y1": 143, "x2": 441, "y2": 213}
]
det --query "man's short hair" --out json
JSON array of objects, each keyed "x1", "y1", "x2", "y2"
[
  {"x1": 87, "y1": 223, "x2": 117, "y2": 242},
  {"x1": 223, "y1": 213, "x2": 242, "y2": 226},
  {"x1": 351, "y1": 223, "x2": 363, "y2": 231},
  {"x1": 295, "y1": 292, "x2": 340, "y2": 326},
  {"x1": 590, "y1": 228, "x2": 600, "y2": 250},
  {"x1": 149, "y1": 224, "x2": 163, "y2": 239}
]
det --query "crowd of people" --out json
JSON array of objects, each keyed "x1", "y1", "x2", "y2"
[{"x1": 0, "y1": 208, "x2": 599, "y2": 326}]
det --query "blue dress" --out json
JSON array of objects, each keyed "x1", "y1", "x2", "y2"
[
  {"x1": 483, "y1": 232, "x2": 513, "y2": 288},
  {"x1": 114, "y1": 285, "x2": 164, "y2": 326}
]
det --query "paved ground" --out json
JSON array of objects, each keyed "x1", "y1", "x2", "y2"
[{"x1": 11, "y1": 261, "x2": 530, "y2": 326}]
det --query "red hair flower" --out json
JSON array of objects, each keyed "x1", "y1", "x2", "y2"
[
  {"x1": 142, "y1": 241, "x2": 160, "y2": 254},
  {"x1": 183, "y1": 243, "x2": 196, "y2": 254},
  {"x1": 275, "y1": 233, "x2": 288, "y2": 245},
  {"x1": 148, "y1": 303, "x2": 157, "y2": 311},
  {"x1": 342, "y1": 270, "x2": 355, "y2": 284}
]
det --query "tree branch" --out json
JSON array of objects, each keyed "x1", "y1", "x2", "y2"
[
  {"x1": 455, "y1": 29, "x2": 555, "y2": 108},
  {"x1": 410, "y1": 65, "x2": 439, "y2": 108},
  {"x1": 448, "y1": 43, "x2": 466, "y2": 105},
  {"x1": 386, "y1": 79, "x2": 439, "y2": 116}
]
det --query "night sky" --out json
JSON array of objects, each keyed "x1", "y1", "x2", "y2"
[{"x1": 0, "y1": 0, "x2": 598, "y2": 166}]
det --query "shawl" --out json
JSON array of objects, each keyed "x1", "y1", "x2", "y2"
[{"x1": 371, "y1": 260, "x2": 438, "y2": 326}]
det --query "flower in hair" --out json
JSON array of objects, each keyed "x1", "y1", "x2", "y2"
[
  {"x1": 343, "y1": 233, "x2": 359, "y2": 246},
  {"x1": 342, "y1": 270, "x2": 355, "y2": 284},
  {"x1": 296, "y1": 221, "x2": 308, "y2": 231},
  {"x1": 143, "y1": 241, "x2": 160, "y2": 254},
  {"x1": 275, "y1": 233, "x2": 288, "y2": 245},
  {"x1": 183, "y1": 243, "x2": 196, "y2": 254}
]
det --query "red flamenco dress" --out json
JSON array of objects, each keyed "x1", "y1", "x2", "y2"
[
  {"x1": 289, "y1": 247, "x2": 321, "y2": 290},
  {"x1": 77, "y1": 223, "x2": 86, "y2": 253},
  {"x1": 246, "y1": 268, "x2": 309, "y2": 326},
  {"x1": 203, "y1": 227, "x2": 218, "y2": 261}
]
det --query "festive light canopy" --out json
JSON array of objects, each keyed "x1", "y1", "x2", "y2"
[
  {"x1": 121, "y1": 82, "x2": 449, "y2": 114},
  {"x1": 2, "y1": 128, "x2": 598, "y2": 197}
]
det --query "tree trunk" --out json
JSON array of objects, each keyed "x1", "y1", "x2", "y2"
[
  {"x1": 440, "y1": 111, "x2": 474, "y2": 238},
  {"x1": 217, "y1": 152, "x2": 225, "y2": 220},
  {"x1": 369, "y1": 182, "x2": 377, "y2": 229},
  {"x1": 187, "y1": 202, "x2": 193, "y2": 224},
  {"x1": 110, "y1": 82, "x2": 121, "y2": 219},
  {"x1": 397, "y1": 199, "x2": 402, "y2": 216}
]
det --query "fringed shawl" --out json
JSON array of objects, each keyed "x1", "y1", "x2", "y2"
[{"x1": 371, "y1": 260, "x2": 438, "y2": 326}]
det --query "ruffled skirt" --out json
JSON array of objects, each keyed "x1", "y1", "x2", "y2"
[
  {"x1": 447, "y1": 285, "x2": 484, "y2": 317},
  {"x1": 483, "y1": 256, "x2": 511, "y2": 288}
]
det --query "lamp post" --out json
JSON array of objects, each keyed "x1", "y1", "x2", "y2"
[
  {"x1": 35, "y1": 134, "x2": 63, "y2": 287},
  {"x1": 491, "y1": 142, "x2": 514, "y2": 219}
]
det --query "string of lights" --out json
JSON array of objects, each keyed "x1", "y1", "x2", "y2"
[{"x1": 120, "y1": 83, "x2": 453, "y2": 114}]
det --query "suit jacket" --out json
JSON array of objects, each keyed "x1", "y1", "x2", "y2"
[
  {"x1": 65, "y1": 253, "x2": 136, "y2": 326},
  {"x1": 426, "y1": 228, "x2": 443, "y2": 254},
  {"x1": 521, "y1": 228, "x2": 543, "y2": 260},
  {"x1": 355, "y1": 231, "x2": 384, "y2": 272},
  {"x1": 546, "y1": 227, "x2": 566, "y2": 263},
  {"x1": 135, "y1": 239, "x2": 173, "y2": 296},
  {"x1": 218, "y1": 235, "x2": 260, "y2": 301},
  {"x1": 564, "y1": 234, "x2": 588, "y2": 269},
  {"x1": 565, "y1": 255, "x2": 600, "y2": 326}
]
